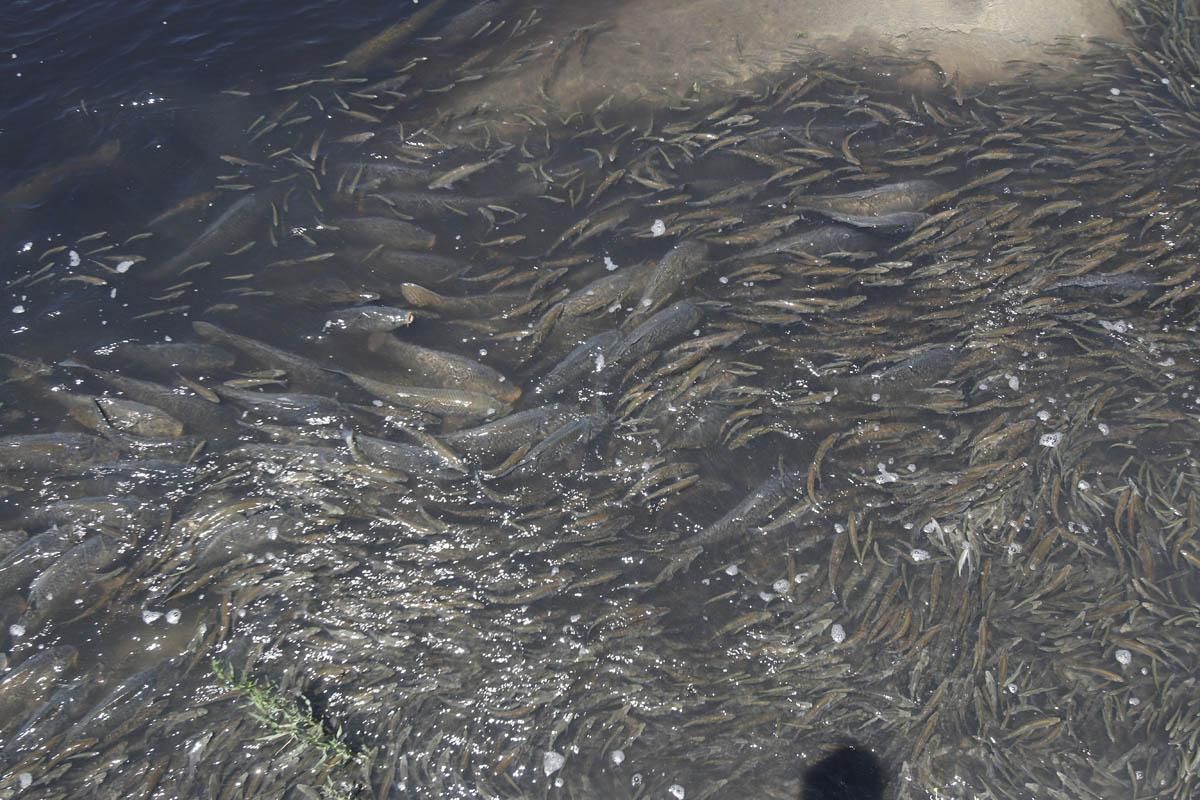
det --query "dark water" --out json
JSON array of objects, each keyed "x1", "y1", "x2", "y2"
[
  {"x1": 1, "y1": 2, "x2": 1199, "y2": 799},
  {"x1": 1, "y1": 0, "x2": 400, "y2": 181}
]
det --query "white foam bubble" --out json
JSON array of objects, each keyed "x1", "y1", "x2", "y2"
[
  {"x1": 611, "y1": 749, "x2": 625, "y2": 765},
  {"x1": 651, "y1": 219, "x2": 666, "y2": 237},
  {"x1": 830, "y1": 623, "x2": 846, "y2": 643},
  {"x1": 1039, "y1": 432, "x2": 1063, "y2": 448},
  {"x1": 142, "y1": 610, "x2": 163, "y2": 624},
  {"x1": 1115, "y1": 649, "x2": 1131, "y2": 666},
  {"x1": 543, "y1": 750, "x2": 565, "y2": 776},
  {"x1": 165, "y1": 609, "x2": 182, "y2": 625}
]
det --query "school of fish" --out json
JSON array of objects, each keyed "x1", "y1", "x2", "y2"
[{"x1": 1, "y1": 1, "x2": 1200, "y2": 798}]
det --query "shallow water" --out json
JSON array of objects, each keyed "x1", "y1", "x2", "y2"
[{"x1": 2, "y1": 2, "x2": 1200, "y2": 799}]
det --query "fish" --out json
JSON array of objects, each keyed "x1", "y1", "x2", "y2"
[
  {"x1": 489, "y1": 411, "x2": 608, "y2": 480},
  {"x1": 59, "y1": 359, "x2": 235, "y2": 438},
  {"x1": 0, "y1": 530, "x2": 28, "y2": 561},
  {"x1": 792, "y1": 179, "x2": 943, "y2": 216},
  {"x1": 324, "y1": 305, "x2": 415, "y2": 333},
  {"x1": 557, "y1": 261, "x2": 655, "y2": 319},
  {"x1": 0, "y1": 433, "x2": 121, "y2": 473},
  {"x1": 378, "y1": 190, "x2": 506, "y2": 217},
  {"x1": 1, "y1": 139, "x2": 120, "y2": 212},
  {"x1": 367, "y1": 332, "x2": 521, "y2": 403},
  {"x1": 20, "y1": 497, "x2": 166, "y2": 535},
  {"x1": 0, "y1": 528, "x2": 74, "y2": 599},
  {"x1": 1044, "y1": 272, "x2": 1155, "y2": 298},
  {"x1": 53, "y1": 393, "x2": 185, "y2": 439},
  {"x1": 813, "y1": 209, "x2": 928, "y2": 233},
  {"x1": 733, "y1": 224, "x2": 875, "y2": 260},
  {"x1": 274, "y1": 278, "x2": 381, "y2": 307},
  {"x1": 399, "y1": 282, "x2": 525, "y2": 317},
  {"x1": 212, "y1": 385, "x2": 351, "y2": 426},
  {"x1": 606, "y1": 299, "x2": 705, "y2": 373},
  {"x1": 65, "y1": 658, "x2": 175, "y2": 742},
  {"x1": 328, "y1": 217, "x2": 436, "y2": 250},
  {"x1": 346, "y1": 161, "x2": 431, "y2": 193},
  {"x1": 192, "y1": 321, "x2": 352, "y2": 397},
  {"x1": 336, "y1": 0, "x2": 454, "y2": 74},
  {"x1": 188, "y1": 507, "x2": 303, "y2": 574},
  {"x1": 107, "y1": 342, "x2": 236, "y2": 374},
  {"x1": 345, "y1": 431, "x2": 467, "y2": 480},
  {"x1": 17, "y1": 534, "x2": 124, "y2": 633},
  {"x1": 146, "y1": 192, "x2": 270, "y2": 279},
  {"x1": 655, "y1": 468, "x2": 802, "y2": 582},
  {"x1": 428, "y1": 149, "x2": 510, "y2": 190},
  {"x1": 441, "y1": 404, "x2": 586, "y2": 460},
  {"x1": 0, "y1": 646, "x2": 77, "y2": 735},
  {"x1": 532, "y1": 331, "x2": 621, "y2": 397},
  {"x1": 830, "y1": 345, "x2": 963, "y2": 398},
  {"x1": 629, "y1": 241, "x2": 711, "y2": 320},
  {"x1": 332, "y1": 369, "x2": 510, "y2": 423},
  {"x1": 346, "y1": 247, "x2": 472, "y2": 284}
]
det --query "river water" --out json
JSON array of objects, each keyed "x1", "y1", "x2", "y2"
[{"x1": 1, "y1": 2, "x2": 1199, "y2": 799}]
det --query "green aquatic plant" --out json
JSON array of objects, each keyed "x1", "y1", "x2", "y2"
[{"x1": 210, "y1": 658, "x2": 361, "y2": 773}]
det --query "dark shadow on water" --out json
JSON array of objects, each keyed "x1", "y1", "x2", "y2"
[{"x1": 802, "y1": 743, "x2": 886, "y2": 800}]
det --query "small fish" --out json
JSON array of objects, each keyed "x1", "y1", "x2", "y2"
[{"x1": 428, "y1": 149, "x2": 510, "y2": 190}]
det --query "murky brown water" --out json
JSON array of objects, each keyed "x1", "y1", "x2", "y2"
[{"x1": 2, "y1": 2, "x2": 1199, "y2": 799}]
